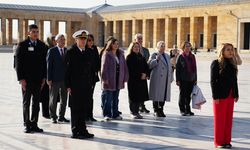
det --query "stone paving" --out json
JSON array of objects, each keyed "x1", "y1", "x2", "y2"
[{"x1": 0, "y1": 51, "x2": 249, "y2": 150}]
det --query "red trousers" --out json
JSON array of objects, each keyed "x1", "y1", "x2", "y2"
[{"x1": 213, "y1": 96, "x2": 235, "y2": 146}]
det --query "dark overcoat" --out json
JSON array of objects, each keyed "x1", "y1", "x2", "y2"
[
  {"x1": 126, "y1": 52, "x2": 149, "y2": 102},
  {"x1": 65, "y1": 44, "x2": 94, "y2": 109}
]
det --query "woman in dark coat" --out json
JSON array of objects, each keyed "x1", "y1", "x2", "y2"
[
  {"x1": 176, "y1": 41, "x2": 197, "y2": 116},
  {"x1": 85, "y1": 34, "x2": 100, "y2": 122},
  {"x1": 126, "y1": 42, "x2": 149, "y2": 119}
]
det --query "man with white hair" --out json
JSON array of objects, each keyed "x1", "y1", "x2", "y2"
[
  {"x1": 47, "y1": 34, "x2": 69, "y2": 124},
  {"x1": 134, "y1": 33, "x2": 150, "y2": 113}
]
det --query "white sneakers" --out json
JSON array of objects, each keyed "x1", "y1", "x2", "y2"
[{"x1": 102, "y1": 115, "x2": 123, "y2": 121}]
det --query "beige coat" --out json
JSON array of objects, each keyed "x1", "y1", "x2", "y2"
[{"x1": 148, "y1": 52, "x2": 173, "y2": 102}]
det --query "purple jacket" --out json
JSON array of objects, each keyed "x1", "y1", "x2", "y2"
[{"x1": 101, "y1": 49, "x2": 128, "y2": 91}]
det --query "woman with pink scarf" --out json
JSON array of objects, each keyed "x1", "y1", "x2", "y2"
[{"x1": 176, "y1": 42, "x2": 197, "y2": 116}]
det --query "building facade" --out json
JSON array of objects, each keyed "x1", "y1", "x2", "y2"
[{"x1": 0, "y1": 0, "x2": 250, "y2": 50}]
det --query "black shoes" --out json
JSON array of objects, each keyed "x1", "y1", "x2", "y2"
[
  {"x1": 43, "y1": 115, "x2": 51, "y2": 119},
  {"x1": 23, "y1": 126, "x2": 32, "y2": 133},
  {"x1": 154, "y1": 110, "x2": 166, "y2": 117},
  {"x1": 71, "y1": 131, "x2": 94, "y2": 139},
  {"x1": 216, "y1": 144, "x2": 232, "y2": 149},
  {"x1": 24, "y1": 126, "x2": 43, "y2": 133},
  {"x1": 139, "y1": 106, "x2": 150, "y2": 113},
  {"x1": 223, "y1": 144, "x2": 232, "y2": 149},
  {"x1": 31, "y1": 126, "x2": 44, "y2": 132},
  {"x1": 58, "y1": 117, "x2": 70, "y2": 123},
  {"x1": 52, "y1": 118, "x2": 57, "y2": 124},
  {"x1": 181, "y1": 111, "x2": 194, "y2": 116},
  {"x1": 181, "y1": 112, "x2": 187, "y2": 116},
  {"x1": 89, "y1": 117, "x2": 97, "y2": 122},
  {"x1": 188, "y1": 112, "x2": 194, "y2": 116}
]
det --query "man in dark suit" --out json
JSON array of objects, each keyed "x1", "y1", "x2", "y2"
[
  {"x1": 15, "y1": 24, "x2": 47, "y2": 133},
  {"x1": 65, "y1": 30, "x2": 94, "y2": 139},
  {"x1": 47, "y1": 34, "x2": 69, "y2": 124}
]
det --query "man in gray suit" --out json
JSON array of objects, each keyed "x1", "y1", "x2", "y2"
[{"x1": 47, "y1": 34, "x2": 69, "y2": 123}]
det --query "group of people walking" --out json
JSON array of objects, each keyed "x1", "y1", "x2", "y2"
[{"x1": 15, "y1": 23, "x2": 241, "y2": 148}]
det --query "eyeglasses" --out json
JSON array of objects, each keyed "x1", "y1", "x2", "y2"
[{"x1": 88, "y1": 39, "x2": 93, "y2": 42}]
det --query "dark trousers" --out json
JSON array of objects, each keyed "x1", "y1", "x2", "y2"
[
  {"x1": 85, "y1": 83, "x2": 96, "y2": 119},
  {"x1": 139, "y1": 102, "x2": 146, "y2": 109},
  {"x1": 153, "y1": 101, "x2": 165, "y2": 112},
  {"x1": 22, "y1": 81, "x2": 41, "y2": 127},
  {"x1": 70, "y1": 107, "x2": 87, "y2": 135},
  {"x1": 129, "y1": 100, "x2": 140, "y2": 115},
  {"x1": 40, "y1": 83, "x2": 49, "y2": 117},
  {"x1": 179, "y1": 81, "x2": 194, "y2": 113}
]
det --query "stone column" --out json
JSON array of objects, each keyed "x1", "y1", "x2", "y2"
[
  {"x1": 190, "y1": 17, "x2": 198, "y2": 48},
  {"x1": 6, "y1": 18, "x2": 12, "y2": 45},
  {"x1": 22, "y1": 19, "x2": 28, "y2": 40},
  {"x1": 113, "y1": 21, "x2": 117, "y2": 39},
  {"x1": 177, "y1": 17, "x2": 185, "y2": 48},
  {"x1": 51, "y1": 20, "x2": 58, "y2": 36},
  {"x1": 1, "y1": 17, "x2": 7, "y2": 45},
  {"x1": 18, "y1": 18, "x2": 24, "y2": 43},
  {"x1": 122, "y1": 20, "x2": 129, "y2": 47},
  {"x1": 177, "y1": 17, "x2": 182, "y2": 48},
  {"x1": 142, "y1": 19, "x2": 149, "y2": 48},
  {"x1": 165, "y1": 18, "x2": 170, "y2": 48},
  {"x1": 36, "y1": 19, "x2": 44, "y2": 41},
  {"x1": 66, "y1": 21, "x2": 72, "y2": 46},
  {"x1": 132, "y1": 19, "x2": 139, "y2": 40},
  {"x1": 153, "y1": 18, "x2": 159, "y2": 48},
  {"x1": 204, "y1": 16, "x2": 212, "y2": 49},
  {"x1": 104, "y1": 21, "x2": 109, "y2": 43}
]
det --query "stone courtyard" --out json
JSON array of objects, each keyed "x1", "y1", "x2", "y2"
[{"x1": 0, "y1": 51, "x2": 250, "y2": 150}]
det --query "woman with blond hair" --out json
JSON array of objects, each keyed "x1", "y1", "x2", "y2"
[
  {"x1": 210, "y1": 43, "x2": 239, "y2": 149},
  {"x1": 148, "y1": 41, "x2": 173, "y2": 117},
  {"x1": 126, "y1": 42, "x2": 149, "y2": 119},
  {"x1": 176, "y1": 41, "x2": 197, "y2": 116}
]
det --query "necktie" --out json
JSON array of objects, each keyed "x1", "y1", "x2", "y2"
[
  {"x1": 162, "y1": 54, "x2": 168, "y2": 64},
  {"x1": 32, "y1": 41, "x2": 36, "y2": 46},
  {"x1": 60, "y1": 48, "x2": 64, "y2": 56}
]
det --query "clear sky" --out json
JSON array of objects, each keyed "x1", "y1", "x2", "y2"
[{"x1": 0, "y1": 0, "x2": 175, "y2": 8}]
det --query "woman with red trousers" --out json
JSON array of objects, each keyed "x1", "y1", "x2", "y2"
[{"x1": 210, "y1": 43, "x2": 239, "y2": 149}]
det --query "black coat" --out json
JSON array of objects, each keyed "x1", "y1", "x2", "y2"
[
  {"x1": 126, "y1": 52, "x2": 149, "y2": 102},
  {"x1": 210, "y1": 59, "x2": 239, "y2": 100},
  {"x1": 15, "y1": 37, "x2": 47, "y2": 82},
  {"x1": 65, "y1": 44, "x2": 94, "y2": 109},
  {"x1": 87, "y1": 45, "x2": 100, "y2": 83},
  {"x1": 176, "y1": 53, "x2": 197, "y2": 82}
]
